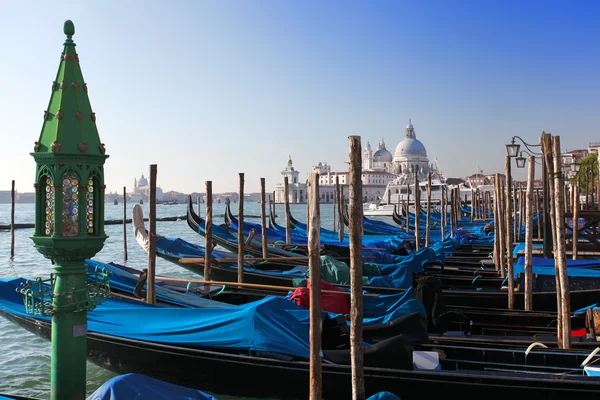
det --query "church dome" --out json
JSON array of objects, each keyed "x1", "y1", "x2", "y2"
[
  {"x1": 394, "y1": 138, "x2": 427, "y2": 158},
  {"x1": 373, "y1": 148, "x2": 393, "y2": 162}
]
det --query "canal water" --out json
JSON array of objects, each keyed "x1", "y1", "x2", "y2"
[{"x1": 0, "y1": 201, "x2": 340, "y2": 399}]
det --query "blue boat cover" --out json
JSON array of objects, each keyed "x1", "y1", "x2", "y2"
[
  {"x1": 367, "y1": 391, "x2": 401, "y2": 399},
  {"x1": 513, "y1": 257, "x2": 600, "y2": 278},
  {"x1": 87, "y1": 373, "x2": 216, "y2": 400},
  {"x1": 85, "y1": 260, "x2": 233, "y2": 309},
  {"x1": 0, "y1": 278, "x2": 315, "y2": 359},
  {"x1": 515, "y1": 256, "x2": 600, "y2": 269}
]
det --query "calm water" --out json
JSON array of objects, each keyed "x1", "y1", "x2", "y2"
[{"x1": 0, "y1": 201, "x2": 344, "y2": 399}]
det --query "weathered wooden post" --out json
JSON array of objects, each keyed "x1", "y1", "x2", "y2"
[
  {"x1": 336, "y1": 176, "x2": 344, "y2": 241},
  {"x1": 573, "y1": 185, "x2": 579, "y2": 260},
  {"x1": 505, "y1": 156, "x2": 514, "y2": 309},
  {"x1": 552, "y1": 136, "x2": 571, "y2": 349},
  {"x1": 535, "y1": 189, "x2": 541, "y2": 240},
  {"x1": 524, "y1": 156, "x2": 535, "y2": 310},
  {"x1": 284, "y1": 176, "x2": 291, "y2": 244},
  {"x1": 449, "y1": 188, "x2": 455, "y2": 238},
  {"x1": 26, "y1": 21, "x2": 111, "y2": 399},
  {"x1": 307, "y1": 172, "x2": 322, "y2": 399},
  {"x1": 542, "y1": 132, "x2": 562, "y2": 343},
  {"x1": 405, "y1": 184, "x2": 411, "y2": 233},
  {"x1": 10, "y1": 180, "x2": 15, "y2": 258},
  {"x1": 512, "y1": 186, "x2": 518, "y2": 240},
  {"x1": 348, "y1": 136, "x2": 364, "y2": 400},
  {"x1": 440, "y1": 185, "x2": 446, "y2": 240},
  {"x1": 122, "y1": 186, "x2": 127, "y2": 261},
  {"x1": 470, "y1": 188, "x2": 474, "y2": 223},
  {"x1": 497, "y1": 175, "x2": 506, "y2": 278},
  {"x1": 493, "y1": 178, "x2": 501, "y2": 272},
  {"x1": 425, "y1": 172, "x2": 432, "y2": 247},
  {"x1": 205, "y1": 181, "x2": 213, "y2": 280},
  {"x1": 272, "y1": 190, "x2": 276, "y2": 222},
  {"x1": 238, "y1": 173, "x2": 245, "y2": 283},
  {"x1": 414, "y1": 172, "x2": 420, "y2": 250},
  {"x1": 333, "y1": 182, "x2": 337, "y2": 233},
  {"x1": 147, "y1": 164, "x2": 157, "y2": 305},
  {"x1": 260, "y1": 178, "x2": 268, "y2": 258}
]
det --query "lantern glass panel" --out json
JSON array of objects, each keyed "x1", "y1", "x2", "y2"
[
  {"x1": 506, "y1": 143, "x2": 520, "y2": 157},
  {"x1": 86, "y1": 177, "x2": 94, "y2": 234},
  {"x1": 44, "y1": 176, "x2": 55, "y2": 236},
  {"x1": 61, "y1": 172, "x2": 79, "y2": 237}
]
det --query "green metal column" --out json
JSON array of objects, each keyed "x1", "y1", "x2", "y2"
[
  {"x1": 51, "y1": 264, "x2": 88, "y2": 400},
  {"x1": 20, "y1": 20, "x2": 110, "y2": 400}
]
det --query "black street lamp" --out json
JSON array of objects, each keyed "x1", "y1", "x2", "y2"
[{"x1": 505, "y1": 135, "x2": 550, "y2": 257}]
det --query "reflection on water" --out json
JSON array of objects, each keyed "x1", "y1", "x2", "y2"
[{"x1": 0, "y1": 202, "x2": 337, "y2": 399}]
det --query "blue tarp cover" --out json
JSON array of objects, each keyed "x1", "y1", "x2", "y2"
[
  {"x1": 367, "y1": 392, "x2": 401, "y2": 400},
  {"x1": 513, "y1": 257, "x2": 600, "y2": 278},
  {"x1": 0, "y1": 278, "x2": 315, "y2": 359},
  {"x1": 515, "y1": 256, "x2": 600, "y2": 269},
  {"x1": 87, "y1": 373, "x2": 216, "y2": 400}
]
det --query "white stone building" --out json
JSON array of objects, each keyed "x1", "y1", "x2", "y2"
[{"x1": 274, "y1": 156, "x2": 307, "y2": 204}]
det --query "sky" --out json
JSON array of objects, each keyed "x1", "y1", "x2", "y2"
[{"x1": 1, "y1": 0, "x2": 599, "y2": 194}]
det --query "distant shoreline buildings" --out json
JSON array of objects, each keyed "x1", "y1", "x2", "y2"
[{"x1": 2, "y1": 140, "x2": 597, "y2": 205}]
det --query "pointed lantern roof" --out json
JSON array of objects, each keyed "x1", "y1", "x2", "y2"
[{"x1": 33, "y1": 20, "x2": 106, "y2": 157}]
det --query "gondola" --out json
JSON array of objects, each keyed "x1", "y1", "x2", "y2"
[{"x1": 2, "y1": 309, "x2": 600, "y2": 399}]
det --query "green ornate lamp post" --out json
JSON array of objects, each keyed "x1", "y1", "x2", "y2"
[{"x1": 21, "y1": 20, "x2": 110, "y2": 400}]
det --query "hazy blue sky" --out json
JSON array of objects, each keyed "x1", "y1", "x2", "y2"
[{"x1": 1, "y1": 0, "x2": 599, "y2": 194}]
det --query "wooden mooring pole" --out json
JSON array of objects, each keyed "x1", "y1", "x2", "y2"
[
  {"x1": 524, "y1": 156, "x2": 535, "y2": 311},
  {"x1": 307, "y1": 172, "x2": 322, "y2": 399},
  {"x1": 205, "y1": 181, "x2": 213, "y2": 281},
  {"x1": 573, "y1": 185, "x2": 579, "y2": 260},
  {"x1": 146, "y1": 165, "x2": 157, "y2": 304},
  {"x1": 414, "y1": 172, "x2": 420, "y2": 250},
  {"x1": 284, "y1": 176, "x2": 291, "y2": 244},
  {"x1": 542, "y1": 132, "x2": 561, "y2": 344},
  {"x1": 10, "y1": 180, "x2": 15, "y2": 258},
  {"x1": 260, "y1": 178, "x2": 268, "y2": 258},
  {"x1": 336, "y1": 176, "x2": 344, "y2": 241},
  {"x1": 552, "y1": 136, "x2": 571, "y2": 349},
  {"x1": 238, "y1": 173, "x2": 245, "y2": 283},
  {"x1": 440, "y1": 186, "x2": 446, "y2": 240},
  {"x1": 505, "y1": 156, "x2": 514, "y2": 309},
  {"x1": 535, "y1": 189, "x2": 541, "y2": 240},
  {"x1": 123, "y1": 186, "x2": 127, "y2": 261},
  {"x1": 493, "y1": 177, "x2": 500, "y2": 272},
  {"x1": 348, "y1": 136, "x2": 364, "y2": 400},
  {"x1": 425, "y1": 172, "x2": 432, "y2": 248}
]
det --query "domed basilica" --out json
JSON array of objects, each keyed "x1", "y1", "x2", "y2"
[{"x1": 363, "y1": 120, "x2": 437, "y2": 184}]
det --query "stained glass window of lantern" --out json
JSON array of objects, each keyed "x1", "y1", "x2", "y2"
[
  {"x1": 86, "y1": 177, "x2": 94, "y2": 234},
  {"x1": 61, "y1": 172, "x2": 79, "y2": 236},
  {"x1": 44, "y1": 177, "x2": 55, "y2": 236}
]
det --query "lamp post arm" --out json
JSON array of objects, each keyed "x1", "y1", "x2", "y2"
[{"x1": 511, "y1": 136, "x2": 542, "y2": 155}]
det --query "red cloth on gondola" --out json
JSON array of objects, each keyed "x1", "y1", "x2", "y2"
[{"x1": 289, "y1": 279, "x2": 350, "y2": 315}]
